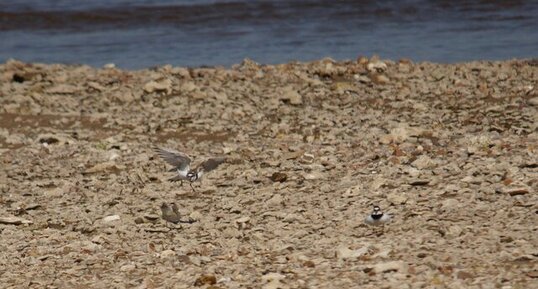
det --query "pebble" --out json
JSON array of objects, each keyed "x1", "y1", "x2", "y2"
[
  {"x1": 278, "y1": 86, "x2": 303, "y2": 104},
  {"x1": 160, "y1": 249, "x2": 176, "y2": 259},
  {"x1": 194, "y1": 274, "x2": 217, "y2": 286},
  {"x1": 267, "y1": 194, "x2": 284, "y2": 206},
  {"x1": 370, "y1": 261, "x2": 407, "y2": 274},
  {"x1": 367, "y1": 61, "x2": 387, "y2": 72},
  {"x1": 336, "y1": 246, "x2": 369, "y2": 260},
  {"x1": 411, "y1": 155, "x2": 435, "y2": 169},
  {"x1": 102, "y1": 215, "x2": 121, "y2": 223},
  {"x1": 270, "y1": 172, "x2": 287, "y2": 183},
  {"x1": 409, "y1": 179, "x2": 430, "y2": 186},
  {"x1": 0, "y1": 216, "x2": 33, "y2": 225},
  {"x1": 120, "y1": 264, "x2": 136, "y2": 272},
  {"x1": 387, "y1": 192, "x2": 408, "y2": 205},
  {"x1": 504, "y1": 187, "x2": 530, "y2": 196},
  {"x1": 441, "y1": 198, "x2": 460, "y2": 210},
  {"x1": 143, "y1": 79, "x2": 172, "y2": 94}
]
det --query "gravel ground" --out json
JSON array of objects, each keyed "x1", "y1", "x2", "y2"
[{"x1": 0, "y1": 58, "x2": 537, "y2": 288}]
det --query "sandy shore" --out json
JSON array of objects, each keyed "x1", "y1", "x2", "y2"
[{"x1": 0, "y1": 58, "x2": 537, "y2": 288}]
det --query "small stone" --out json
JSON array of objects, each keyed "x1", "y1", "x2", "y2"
[
  {"x1": 91, "y1": 236, "x2": 106, "y2": 244},
  {"x1": 441, "y1": 198, "x2": 459, "y2": 210},
  {"x1": 411, "y1": 155, "x2": 435, "y2": 169},
  {"x1": 217, "y1": 276, "x2": 231, "y2": 284},
  {"x1": 370, "y1": 73, "x2": 390, "y2": 84},
  {"x1": 180, "y1": 81, "x2": 198, "y2": 92},
  {"x1": 528, "y1": 97, "x2": 538, "y2": 106},
  {"x1": 500, "y1": 236, "x2": 513, "y2": 243},
  {"x1": 120, "y1": 264, "x2": 136, "y2": 272},
  {"x1": 430, "y1": 69, "x2": 445, "y2": 81},
  {"x1": 387, "y1": 192, "x2": 408, "y2": 205},
  {"x1": 143, "y1": 214, "x2": 160, "y2": 221},
  {"x1": 46, "y1": 84, "x2": 79, "y2": 94},
  {"x1": 102, "y1": 215, "x2": 120, "y2": 223},
  {"x1": 261, "y1": 272, "x2": 286, "y2": 289},
  {"x1": 336, "y1": 246, "x2": 369, "y2": 260},
  {"x1": 301, "y1": 153, "x2": 315, "y2": 163},
  {"x1": 367, "y1": 61, "x2": 387, "y2": 72},
  {"x1": 267, "y1": 194, "x2": 284, "y2": 207},
  {"x1": 80, "y1": 240, "x2": 101, "y2": 252},
  {"x1": 357, "y1": 56, "x2": 369, "y2": 64},
  {"x1": 437, "y1": 265, "x2": 454, "y2": 275},
  {"x1": 354, "y1": 74, "x2": 371, "y2": 83},
  {"x1": 37, "y1": 133, "x2": 76, "y2": 146},
  {"x1": 456, "y1": 271, "x2": 474, "y2": 279},
  {"x1": 87, "y1": 81, "x2": 106, "y2": 91},
  {"x1": 194, "y1": 274, "x2": 217, "y2": 286},
  {"x1": 172, "y1": 67, "x2": 191, "y2": 78},
  {"x1": 446, "y1": 225, "x2": 463, "y2": 238},
  {"x1": 278, "y1": 86, "x2": 302, "y2": 105},
  {"x1": 505, "y1": 187, "x2": 529, "y2": 196},
  {"x1": 261, "y1": 272, "x2": 285, "y2": 282},
  {"x1": 270, "y1": 172, "x2": 287, "y2": 182},
  {"x1": 0, "y1": 216, "x2": 33, "y2": 225},
  {"x1": 409, "y1": 179, "x2": 430, "y2": 186},
  {"x1": 143, "y1": 79, "x2": 172, "y2": 94},
  {"x1": 83, "y1": 162, "x2": 123, "y2": 175},
  {"x1": 160, "y1": 249, "x2": 176, "y2": 259},
  {"x1": 371, "y1": 261, "x2": 407, "y2": 274},
  {"x1": 143, "y1": 227, "x2": 171, "y2": 233},
  {"x1": 527, "y1": 270, "x2": 538, "y2": 278},
  {"x1": 282, "y1": 213, "x2": 304, "y2": 223},
  {"x1": 235, "y1": 216, "x2": 251, "y2": 223},
  {"x1": 461, "y1": 176, "x2": 477, "y2": 183},
  {"x1": 234, "y1": 216, "x2": 251, "y2": 230},
  {"x1": 189, "y1": 211, "x2": 203, "y2": 221}
]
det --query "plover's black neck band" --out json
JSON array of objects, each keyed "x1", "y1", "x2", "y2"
[{"x1": 371, "y1": 213, "x2": 384, "y2": 220}]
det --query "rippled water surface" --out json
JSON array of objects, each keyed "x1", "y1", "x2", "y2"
[{"x1": 1, "y1": 0, "x2": 537, "y2": 68}]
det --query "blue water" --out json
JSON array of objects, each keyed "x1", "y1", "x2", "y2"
[{"x1": 1, "y1": 0, "x2": 537, "y2": 68}]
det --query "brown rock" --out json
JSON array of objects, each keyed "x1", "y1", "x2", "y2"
[
  {"x1": 456, "y1": 271, "x2": 474, "y2": 280},
  {"x1": 270, "y1": 172, "x2": 288, "y2": 182},
  {"x1": 194, "y1": 274, "x2": 217, "y2": 286},
  {"x1": 143, "y1": 79, "x2": 172, "y2": 94},
  {"x1": 278, "y1": 86, "x2": 303, "y2": 104},
  {"x1": 505, "y1": 187, "x2": 530, "y2": 196},
  {"x1": 0, "y1": 216, "x2": 33, "y2": 225}
]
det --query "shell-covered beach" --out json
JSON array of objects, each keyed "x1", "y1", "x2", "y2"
[{"x1": 0, "y1": 58, "x2": 537, "y2": 288}]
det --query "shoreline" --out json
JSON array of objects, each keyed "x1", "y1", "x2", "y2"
[{"x1": 0, "y1": 57, "x2": 537, "y2": 287}]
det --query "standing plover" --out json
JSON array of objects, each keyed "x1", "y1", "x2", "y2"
[
  {"x1": 364, "y1": 205, "x2": 391, "y2": 234},
  {"x1": 154, "y1": 147, "x2": 226, "y2": 191}
]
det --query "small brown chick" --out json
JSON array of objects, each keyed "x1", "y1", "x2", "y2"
[{"x1": 160, "y1": 202, "x2": 181, "y2": 224}]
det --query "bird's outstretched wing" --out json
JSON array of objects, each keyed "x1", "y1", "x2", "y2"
[
  {"x1": 199, "y1": 157, "x2": 227, "y2": 172},
  {"x1": 154, "y1": 147, "x2": 192, "y2": 170}
]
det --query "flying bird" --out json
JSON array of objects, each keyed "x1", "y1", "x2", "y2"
[{"x1": 154, "y1": 146, "x2": 226, "y2": 191}]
